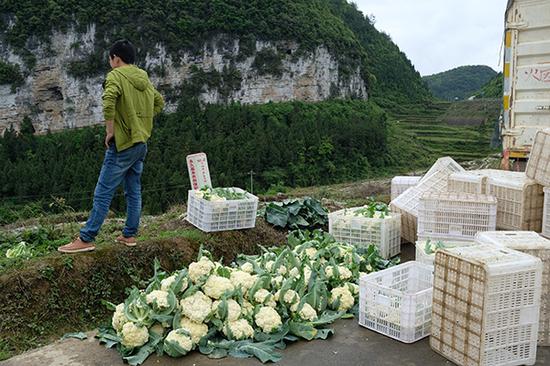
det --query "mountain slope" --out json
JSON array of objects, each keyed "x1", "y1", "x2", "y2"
[
  {"x1": 423, "y1": 65, "x2": 497, "y2": 101},
  {"x1": 474, "y1": 73, "x2": 503, "y2": 99}
]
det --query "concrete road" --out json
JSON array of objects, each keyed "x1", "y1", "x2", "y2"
[{"x1": 2, "y1": 320, "x2": 549, "y2": 366}]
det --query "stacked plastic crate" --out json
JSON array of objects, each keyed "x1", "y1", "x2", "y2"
[
  {"x1": 417, "y1": 192, "x2": 497, "y2": 242},
  {"x1": 391, "y1": 176, "x2": 422, "y2": 201},
  {"x1": 474, "y1": 231, "x2": 550, "y2": 347},
  {"x1": 186, "y1": 188, "x2": 259, "y2": 232},
  {"x1": 545, "y1": 188, "x2": 550, "y2": 239},
  {"x1": 447, "y1": 172, "x2": 486, "y2": 194},
  {"x1": 431, "y1": 244, "x2": 543, "y2": 366},
  {"x1": 445, "y1": 169, "x2": 544, "y2": 232},
  {"x1": 390, "y1": 157, "x2": 465, "y2": 243},
  {"x1": 485, "y1": 171, "x2": 544, "y2": 231},
  {"x1": 328, "y1": 207, "x2": 401, "y2": 259},
  {"x1": 525, "y1": 130, "x2": 550, "y2": 238}
]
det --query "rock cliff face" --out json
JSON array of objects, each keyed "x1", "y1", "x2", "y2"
[{"x1": 0, "y1": 26, "x2": 367, "y2": 134}]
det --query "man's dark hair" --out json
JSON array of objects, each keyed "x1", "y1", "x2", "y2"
[{"x1": 109, "y1": 39, "x2": 136, "y2": 64}]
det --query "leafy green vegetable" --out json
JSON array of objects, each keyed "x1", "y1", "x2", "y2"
[
  {"x1": 424, "y1": 239, "x2": 446, "y2": 255},
  {"x1": 265, "y1": 198, "x2": 328, "y2": 229},
  {"x1": 352, "y1": 197, "x2": 390, "y2": 218}
]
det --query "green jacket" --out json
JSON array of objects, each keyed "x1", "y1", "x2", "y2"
[{"x1": 102, "y1": 65, "x2": 164, "y2": 151}]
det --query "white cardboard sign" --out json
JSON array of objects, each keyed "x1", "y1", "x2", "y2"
[{"x1": 186, "y1": 152, "x2": 212, "y2": 190}]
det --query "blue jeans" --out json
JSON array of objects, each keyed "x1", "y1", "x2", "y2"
[{"x1": 80, "y1": 142, "x2": 148, "y2": 242}]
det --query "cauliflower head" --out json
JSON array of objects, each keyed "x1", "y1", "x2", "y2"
[
  {"x1": 274, "y1": 289, "x2": 300, "y2": 305},
  {"x1": 330, "y1": 286, "x2": 355, "y2": 311},
  {"x1": 289, "y1": 267, "x2": 300, "y2": 279},
  {"x1": 161, "y1": 275, "x2": 188, "y2": 293},
  {"x1": 180, "y1": 291, "x2": 212, "y2": 323},
  {"x1": 304, "y1": 247, "x2": 317, "y2": 259},
  {"x1": 188, "y1": 257, "x2": 215, "y2": 283},
  {"x1": 164, "y1": 329, "x2": 193, "y2": 357},
  {"x1": 271, "y1": 275, "x2": 284, "y2": 289},
  {"x1": 145, "y1": 290, "x2": 170, "y2": 309},
  {"x1": 253, "y1": 289, "x2": 276, "y2": 308},
  {"x1": 290, "y1": 302, "x2": 318, "y2": 322},
  {"x1": 240, "y1": 262, "x2": 254, "y2": 273},
  {"x1": 224, "y1": 319, "x2": 254, "y2": 340},
  {"x1": 120, "y1": 322, "x2": 149, "y2": 348},
  {"x1": 255, "y1": 306, "x2": 282, "y2": 333},
  {"x1": 325, "y1": 266, "x2": 352, "y2": 281},
  {"x1": 202, "y1": 275, "x2": 234, "y2": 299},
  {"x1": 212, "y1": 299, "x2": 241, "y2": 321},
  {"x1": 230, "y1": 270, "x2": 256, "y2": 293},
  {"x1": 179, "y1": 317, "x2": 208, "y2": 345},
  {"x1": 112, "y1": 303, "x2": 129, "y2": 333}
]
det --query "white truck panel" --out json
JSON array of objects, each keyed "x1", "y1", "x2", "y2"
[{"x1": 503, "y1": 0, "x2": 550, "y2": 153}]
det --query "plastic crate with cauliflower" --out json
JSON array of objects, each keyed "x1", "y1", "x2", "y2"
[
  {"x1": 328, "y1": 207, "x2": 401, "y2": 259},
  {"x1": 431, "y1": 245, "x2": 542, "y2": 366},
  {"x1": 186, "y1": 188, "x2": 258, "y2": 232},
  {"x1": 414, "y1": 239, "x2": 476, "y2": 267},
  {"x1": 359, "y1": 261, "x2": 433, "y2": 343}
]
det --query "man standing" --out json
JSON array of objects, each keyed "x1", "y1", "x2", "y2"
[{"x1": 58, "y1": 39, "x2": 164, "y2": 253}]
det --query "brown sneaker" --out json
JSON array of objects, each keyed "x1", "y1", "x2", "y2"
[
  {"x1": 116, "y1": 235, "x2": 137, "y2": 247},
  {"x1": 58, "y1": 237, "x2": 95, "y2": 253}
]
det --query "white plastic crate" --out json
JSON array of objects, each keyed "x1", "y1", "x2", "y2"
[
  {"x1": 390, "y1": 157, "x2": 465, "y2": 243},
  {"x1": 474, "y1": 231, "x2": 550, "y2": 346},
  {"x1": 391, "y1": 176, "x2": 421, "y2": 201},
  {"x1": 186, "y1": 188, "x2": 258, "y2": 232},
  {"x1": 447, "y1": 172, "x2": 487, "y2": 194},
  {"x1": 420, "y1": 156, "x2": 465, "y2": 183},
  {"x1": 525, "y1": 129, "x2": 550, "y2": 187},
  {"x1": 544, "y1": 187, "x2": 550, "y2": 239},
  {"x1": 414, "y1": 239, "x2": 476, "y2": 267},
  {"x1": 431, "y1": 245, "x2": 543, "y2": 366},
  {"x1": 487, "y1": 173, "x2": 544, "y2": 231},
  {"x1": 328, "y1": 208, "x2": 401, "y2": 259},
  {"x1": 417, "y1": 192, "x2": 497, "y2": 242},
  {"x1": 390, "y1": 204, "x2": 417, "y2": 244},
  {"x1": 359, "y1": 261, "x2": 433, "y2": 343}
]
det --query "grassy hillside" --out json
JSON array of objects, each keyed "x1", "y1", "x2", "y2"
[
  {"x1": 423, "y1": 65, "x2": 497, "y2": 101},
  {"x1": 474, "y1": 73, "x2": 503, "y2": 99},
  {"x1": 384, "y1": 99, "x2": 501, "y2": 161}
]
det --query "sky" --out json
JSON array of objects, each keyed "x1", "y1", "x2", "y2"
[{"x1": 353, "y1": 0, "x2": 507, "y2": 76}]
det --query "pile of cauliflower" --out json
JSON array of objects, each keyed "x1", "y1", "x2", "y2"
[{"x1": 98, "y1": 230, "x2": 395, "y2": 365}]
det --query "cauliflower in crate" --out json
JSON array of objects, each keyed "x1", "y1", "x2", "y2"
[{"x1": 329, "y1": 199, "x2": 401, "y2": 259}]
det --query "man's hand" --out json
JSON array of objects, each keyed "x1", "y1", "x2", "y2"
[
  {"x1": 105, "y1": 119, "x2": 114, "y2": 148},
  {"x1": 105, "y1": 132, "x2": 114, "y2": 148}
]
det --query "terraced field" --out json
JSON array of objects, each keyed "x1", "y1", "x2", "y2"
[{"x1": 389, "y1": 99, "x2": 500, "y2": 161}]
